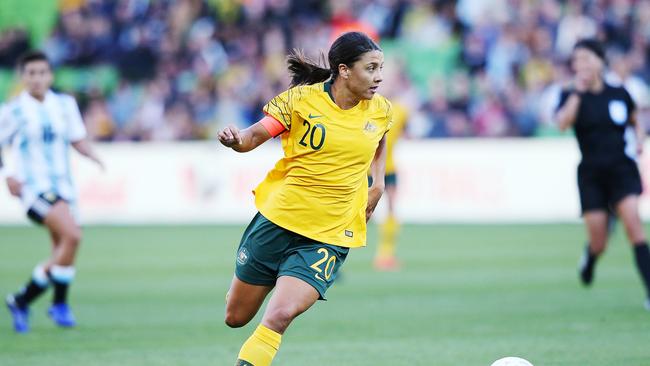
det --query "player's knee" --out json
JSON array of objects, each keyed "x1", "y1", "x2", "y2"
[
  {"x1": 591, "y1": 243, "x2": 606, "y2": 255},
  {"x1": 224, "y1": 310, "x2": 250, "y2": 328},
  {"x1": 263, "y1": 306, "x2": 298, "y2": 332},
  {"x1": 63, "y1": 227, "x2": 82, "y2": 246}
]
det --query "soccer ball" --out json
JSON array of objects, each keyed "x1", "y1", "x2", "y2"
[{"x1": 490, "y1": 357, "x2": 534, "y2": 366}]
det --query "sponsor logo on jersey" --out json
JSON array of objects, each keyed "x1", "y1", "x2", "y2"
[{"x1": 345, "y1": 230, "x2": 353, "y2": 238}]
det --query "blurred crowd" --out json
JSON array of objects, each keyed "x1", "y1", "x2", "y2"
[{"x1": 1, "y1": 0, "x2": 650, "y2": 141}]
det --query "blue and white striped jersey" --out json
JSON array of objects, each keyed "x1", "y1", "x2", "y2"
[{"x1": 0, "y1": 90, "x2": 86, "y2": 211}]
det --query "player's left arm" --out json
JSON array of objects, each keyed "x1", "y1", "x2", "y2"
[
  {"x1": 65, "y1": 96, "x2": 105, "y2": 170},
  {"x1": 71, "y1": 139, "x2": 105, "y2": 170},
  {"x1": 366, "y1": 134, "x2": 387, "y2": 222}
]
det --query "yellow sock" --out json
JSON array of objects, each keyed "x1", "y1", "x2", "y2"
[
  {"x1": 236, "y1": 324, "x2": 282, "y2": 366},
  {"x1": 376, "y1": 215, "x2": 399, "y2": 259}
]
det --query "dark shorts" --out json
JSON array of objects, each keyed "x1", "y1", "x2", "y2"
[
  {"x1": 234, "y1": 212, "x2": 349, "y2": 300},
  {"x1": 578, "y1": 159, "x2": 642, "y2": 213},
  {"x1": 26, "y1": 192, "x2": 63, "y2": 225},
  {"x1": 385, "y1": 172, "x2": 397, "y2": 187},
  {"x1": 367, "y1": 172, "x2": 398, "y2": 187}
]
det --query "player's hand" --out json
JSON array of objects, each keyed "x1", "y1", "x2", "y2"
[
  {"x1": 6, "y1": 176, "x2": 22, "y2": 197},
  {"x1": 93, "y1": 157, "x2": 106, "y2": 172},
  {"x1": 573, "y1": 74, "x2": 589, "y2": 93},
  {"x1": 218, "y1": 125, "x2": 243, "y2": 148},
  {"x1": 366, "y1": 185, "x2": 384, "y2": 222}
]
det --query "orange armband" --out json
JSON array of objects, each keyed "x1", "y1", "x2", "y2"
[{"x1": 259, "y1": 115, "x2": 286, "y2": 137}]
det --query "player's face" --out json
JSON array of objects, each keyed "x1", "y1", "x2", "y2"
[
  {"x1": 21, "y1": 60, "x2": 53, "y2": 99},
  {"x1": 347, "y1": 50, "x2": 384, "y2": 100},
  {"x1": 571, "y1": 48, "x2": 603, "y2": 84}
]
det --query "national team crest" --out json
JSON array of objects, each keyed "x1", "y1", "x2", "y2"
[
  {"x1": 236, "y1": 247, "x2": 249, "y2": 265},
  {"x1": 608, "y1": 100, "x2": 628, "y2": 125},
  {"x1": 363, "y1": 121, "x2": 378, "y2": 133}
]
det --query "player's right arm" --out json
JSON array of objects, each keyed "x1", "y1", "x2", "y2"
[
  {"x1": 220, "y1": 86, "x2": 298, "y2": 152},
  {"x1": 0, "y1": 104, "x2": 21, "y2": 196},
  {"x1": 555, "y1": 92, "x2": 581, "y2": 131},
  {"x1": 555, "y1": 78, "x2": 588, "y2": 131},
  {"x1": 218, "y1": 117, "x2": 278, "y2": 152}
]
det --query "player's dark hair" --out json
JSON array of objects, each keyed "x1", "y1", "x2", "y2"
[
  {"x1": 287, "y1": 32, "x2": 382, "y2": 87},
  {"x1": 574, "y1": 39, "x2": 606, "y2": 62},
  {"x1": 17, "y1": 50, "x2": 51, "y2": 72}
]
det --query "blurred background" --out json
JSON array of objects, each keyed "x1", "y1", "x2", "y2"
[
  {"x1": 3, "y1": 0, "x2": 650, "y2": 224},
  {"x1": 1, "y1": 0, "x2": 649, "y2": 142}
]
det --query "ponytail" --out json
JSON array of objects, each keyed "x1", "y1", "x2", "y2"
[{"x1": 286, "y1": 49, "x2": 332, "y2": 87}]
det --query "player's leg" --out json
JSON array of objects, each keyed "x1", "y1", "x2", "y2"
[
  {"x1": 225, "y1": 276, "x2": 273, "y2": 328},
  {"x1": 375, "y1": 177, "x2": 400, "y2": 271},
  {"x1": 577, "y1": 164, "x2": 609, "y2": 286},
  {"x1": 5, "y1": 261, "x2": 49, "y2": 333},
  {"x1": 580, "y1": 210, "x2": 609, "y2": 286},
  {"x1": 5, "y1": 195, "x2": 60, "y2": 333},
  {"x1": 43, "y1": 200, "x2": 82, "y2": 327},
  {"x1": 615, "y1": 194, "x2": 650, "y2": 307},
  {"x1": 235, "y1": 240, "x2": 348, "y2": 366},
  {"x1": 236, "y1": 276, "x2": 319, "y2": 366},
  {"x1": 227, "y1": 212, "x2": 287, "y2": 328},
  {"x1": 261, "y1": 276, "x2": 319, "y2": 333}
]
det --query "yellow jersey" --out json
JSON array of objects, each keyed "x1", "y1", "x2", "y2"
[
  {"x1": 384, "y1": 102, "x2": 408, "y2": 174},
  {"x1": 256, "y1": 81, "x2": 393, "y2": 248}
]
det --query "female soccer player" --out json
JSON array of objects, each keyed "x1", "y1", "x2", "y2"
[
  {"x1": 373, "y1": 102, "x2": 408, "y2": 271},
  {"x1": 1, "y1": 51, "x2": 104, "y2": 333},
  {"x1": 218, "y1": 32, "x2": 392, "y2": 365},
  {"x1": 556, "y1": 39, "x2": 650, "y2": 310}
]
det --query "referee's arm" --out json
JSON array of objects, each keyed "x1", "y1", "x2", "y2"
[
  {"x1": 555, "y1": 92, "x2": 581, "y2": 132},
  {"x1": 630, "y1": 110, "x2": 646, "y2": 154}
]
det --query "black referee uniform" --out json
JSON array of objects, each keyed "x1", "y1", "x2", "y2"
[{"x1": 558, "y1": 83, "x2": 642, "y2": 213}]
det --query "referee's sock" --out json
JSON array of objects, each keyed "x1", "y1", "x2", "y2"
[
  {"x1": 14, "y1": 265, "x2": 50, "y2": 309},
  {"x1": 579, "y1": 244, "x2": 599, "y2": 286},
  {"x1": 633, "y1": 242, "x2": 650, "y2": 299}
]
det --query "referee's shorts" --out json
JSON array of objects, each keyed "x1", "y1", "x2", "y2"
[{"x1": 578, "y1": 159, "x2": 642, "y2": 213}]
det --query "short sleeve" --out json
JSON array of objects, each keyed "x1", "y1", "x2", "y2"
[
  {"x1": 384, "y1": 99, "x2": 394, "y2": 133},
  {"x1": 555, "y1": 89, "x2": 571, "y2": 112},
  {"x1": 263, "y1": 87, "x2": 301, "y2": 130},
  {"x1": 0, "y1": 105, "x2": 19, "y2": 146},
  {"x1": 63, "y1": 96, "x2": 87, "y2": 142},
  {"x1": 622, "y1": 87, "x2": 637, "y2": 114}
]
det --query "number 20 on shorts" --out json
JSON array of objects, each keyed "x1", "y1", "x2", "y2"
[{"x1": 310, "y1": 248, "x2": 336, "y2": 281}]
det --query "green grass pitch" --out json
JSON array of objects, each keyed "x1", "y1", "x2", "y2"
[{"x1": 1, "y1": 223, "x2": 649, "y2": 365}]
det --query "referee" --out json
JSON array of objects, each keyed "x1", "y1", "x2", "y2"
[{"x1": 556, "y1": 39, "x2": 650, "y2": 310}]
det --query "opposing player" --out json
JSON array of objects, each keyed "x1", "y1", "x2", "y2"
[
  {"x1": 1, "y1": 51, "x2": 104, "y2": 333},
  {"x1": 373, "y1": 102, "x2": 408, "y2": 271},
  {"x1": 555, "y1": 39, "x2": 650, "y2": 309},
  {"x1": 218, "y1": 32, "x2": 392, "y2": 365}
]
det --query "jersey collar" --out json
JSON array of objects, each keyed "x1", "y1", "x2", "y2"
[
  {"x1": 21, "y1": 89, "x2": 55, "y2": 106},
  {"x1": 323, "y1": 80, "x2": 365, "y2": 112},
  {"x1": 324, "y1": 80, "x2": 335, "y2": 103}
]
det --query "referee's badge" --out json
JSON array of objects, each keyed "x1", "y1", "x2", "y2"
[{"x1": 608, "y1": 100, "x2": 628, "y2": 125}]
